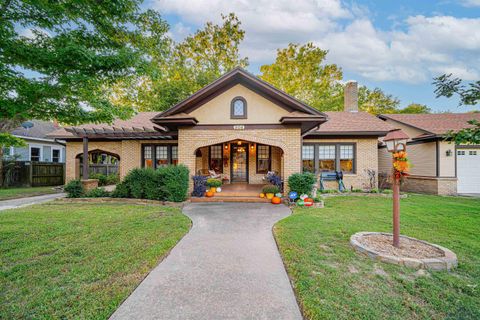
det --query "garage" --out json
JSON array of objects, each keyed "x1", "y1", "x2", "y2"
[{"x1": 457, "y1": 148, "x2": 480, "y2": 194}]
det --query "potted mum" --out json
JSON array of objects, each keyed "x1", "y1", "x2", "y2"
[
  {"x1": 262, "y1": 185, "x2": 280, "y2": 200},
  {"x1": 206, "y1": 178, "x2": 222, "y2": 193}
]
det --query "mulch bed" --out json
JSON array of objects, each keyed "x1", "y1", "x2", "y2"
[{"x1": 357, "y1": 233, "x2": 445, "y2": 259}]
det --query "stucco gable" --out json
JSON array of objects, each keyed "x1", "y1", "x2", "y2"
[{"x1": 188, "y1": 84, "x2": 291, "y2": 124}]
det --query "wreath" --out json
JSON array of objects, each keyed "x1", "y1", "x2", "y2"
[{"x1": 392, "y1": 151, "x2": 410, "y2": 180}]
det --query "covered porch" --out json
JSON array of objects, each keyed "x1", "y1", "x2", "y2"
[{"x1": 194, "y1": 139, "x2": 284, "y2": 186}]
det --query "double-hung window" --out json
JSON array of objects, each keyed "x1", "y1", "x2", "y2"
[
  {"x1": 142, "y1": 144, "x2": 178, "y2": 169},
  {"x1": 30, "y1": 147, "x2": 41, "y2": 162},
  {"x1": 256, "y1": 144, "x2": 271, "y2": 174},
  {"x1": 302, "y1": 145, "x2": 315, "y2": 173},
  {"x1": 302, "y1": 143, "x2": 356, "y2": 174},
  {"x1": 52, "y1": 149, "x2": 61, "y2": 163},
  {"x1": 209, "y1": 145, "x2": 223, "y2": 173}
]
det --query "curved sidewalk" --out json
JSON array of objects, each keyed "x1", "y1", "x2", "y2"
[
  {"x1": 110, "y1": 202, "x2": 301, "y2": 320},
  {"x1": 0, "y1": 193, "x2": 65, "y2": 211}
]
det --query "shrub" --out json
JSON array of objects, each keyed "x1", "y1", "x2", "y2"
[
  {"x1": 369, "y1": 188, "x2": 380, "y2": 193},
  {"x1": 85, "y1": 187, "x2": 110, "y2": 198},
  {"x1": 122, "y1": 168, "x2": 158, "y2": 199},
  {"x1": 382, "y1": 189, "x2": 393, "y2": 194},
  {"x1": 192, "y1": 175, "x2": 207, "y2": 197},
  {"x1": 157, "y1": 165, "x2": 189, "y2": 202},
  {"x1": 106, "y1": 174, "x2": 120, "y2": 185},
  {"x1": 351, "y1": 188, "x2": 363, "y2": 193},
  {"x1": 117, "y1": 166, "x2": 189, "y2": 202},
  {"x1": 262, "y1": 185, "x2": 280, "y2": 194},
  {"x1": 90, "y1": 173, "x2": 108, "y2": 186},
  {"x1": 206, "y1": 178, "x2": 222, "y2": 188},
  {"x1": 64, "y1": 179, "x2": 84, "y2": 198},
  {"x1": 111, "y1": 182, "x2": 130, "y2": 198},
  {"x1": 288, "y1": 173, "x2": 316, "y2": 196},
  {"x1": 266, "y1": 173, "x2": 282, "y2": 189}
]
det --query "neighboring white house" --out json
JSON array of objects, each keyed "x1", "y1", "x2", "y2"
[{"x1": 4, "y1": 120, "x2": 66, "y2": 163}]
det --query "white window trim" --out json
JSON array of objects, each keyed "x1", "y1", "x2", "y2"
[
  {"x1": 29, "y1": 144, "x2": 43, "y2": 162},
  {"x1": 51, "y1": 147, "x2": 62, "y2": 163}
]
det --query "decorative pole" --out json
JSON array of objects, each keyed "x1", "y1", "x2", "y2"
[{"x1": 383, "y1": 129, "x2": 409, "y2": 248}]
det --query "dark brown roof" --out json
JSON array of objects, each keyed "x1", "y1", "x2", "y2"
[
  {"x1": 308, "y1": 112, "x2": 394, "y2": 136},
  {"x1": 48, "y1": 112, "x2": 171, "y2": 139},
  {"x1": 154, "y1": 67, "x2": 325, "y2": 119},
  {"x1": 378, "y1": 113, "x2": 480, "y2": 135}
]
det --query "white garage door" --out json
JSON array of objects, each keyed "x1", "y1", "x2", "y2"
[{"x1": 457, "y1": 149, "x2": 480, "y2": 194}]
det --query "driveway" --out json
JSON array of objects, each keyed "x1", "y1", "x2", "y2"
[
  {"x1": 0, "y1": 193, "x2": 65, "y2": 211},
  {"x1": 110, "y1": 202, "x2": 302, "y2": 320}
]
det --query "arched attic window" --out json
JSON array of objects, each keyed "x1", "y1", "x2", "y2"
[{"x1": 230, "y1": 96, "x2": 247, "y2": 119}]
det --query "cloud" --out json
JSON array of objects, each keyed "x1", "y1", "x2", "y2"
[
  {"x1": 461, "y1": 0, "x2": 480, "y2": 7},
  {"x1": 152, "y1": 0, "x2": 480, "y2": 83}
]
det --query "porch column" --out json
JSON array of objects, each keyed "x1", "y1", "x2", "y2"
[{"x1": 82, "y1": 136, "x2": 89, "y2": 180}]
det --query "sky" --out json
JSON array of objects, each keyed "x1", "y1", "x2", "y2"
[{"x1": 144, "y1": 0, "x2": 480, "y2": 112}]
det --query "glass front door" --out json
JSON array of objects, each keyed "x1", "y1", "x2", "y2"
[{"x1": 231, "y1": 143, "x2": 249, "y2": 182}]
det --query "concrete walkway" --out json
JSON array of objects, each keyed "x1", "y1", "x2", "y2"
[
  {"x1": 0, "y1": 193, "x2": 66, "y2": 211},
  {"x1": 110, "y1": 202, "x2": 302, "y2": 320}
]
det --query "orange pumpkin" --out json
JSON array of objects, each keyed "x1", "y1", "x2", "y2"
[
  {"x1": 271, "y1": 196, "x2": 281, "y2": 204},
  {"x1": 206, "y1": 191, "x2": 214, "y2": 197}
]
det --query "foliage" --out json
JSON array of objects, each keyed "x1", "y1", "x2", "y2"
[
  {"x1": 0, "y1": 0, "x2": 171, "y2": 126},
  {"x1": 434, "y1": 74, "x2": 480, "y2": 106},
  {"x1": 287, "y1": 173, "x2": 316, "y2": 196},
  {"x1": 111, "y1": 182, "x2": 130, "y2": 198},
  {"x1": 262, "y1": 185, "x2": 280, "y2": 194},
  {"x1": 320, "y1": 189, "x2": 339, "y2": 194},
  {"x1": 157, "y1": 165, "x2": 189, "y2": 202},
  {"x1": 0, "y1": 202, "x2": 189, "y2": 319},
  {"x1": 434, "y1": 74, "x2": 480, "y2": 144},
  {"x1": 206, "y1": 178, "x2": 222, "y2": 188},
  {"x1": 0, "y1": 133, "x2": 26, "y2": 149},
  {"x1": 121, "y1": 168, "x2": 158, "y2": 199},
  {"x1": 260, "y1": 43, "x2": 343, "y2": 111},
  {"x1": 398, "y1": 103, "x2": 431, "y2": 114},
  {"x1": 118, "y1": 166, "x2": 189, "y2": 202},
  {"x1": 90, "y1": 173, "x2": 119, "y2": 186},
  {"x1": 192, "y1": 175, "x2": 207, "y2": 197},
  {"x1": 358, "y1": 86, "x2": 400, "y2": 114},
  {"x1": 64, "y1": 179, "x2": 84, "y2": 198},
  {"x1": 382, "y1": 189, "x2": 393, "y2": 194},
  {"x1": 85, "y1": 187, "x2": 110, "y2": 198},
  {"x1": 274, "y1": 195, "x2": 480, "y2": 319},
  {"x1": 113, "y1": 13, "x2": 248, "y2": 112},
  {"x1": 445, "y1": 119, "x2": 480, "y2": 144}
]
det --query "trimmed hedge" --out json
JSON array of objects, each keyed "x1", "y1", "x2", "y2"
[
  {"x1": 288, "y1": 173, "x2": 316, "y2": 196},
  {"x1": 114, "y1": 165, "x2": 189, "y2": 202}
]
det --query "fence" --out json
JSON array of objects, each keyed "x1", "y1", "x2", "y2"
[
  {"x1": 79, "y1": 163, "x2": 119, "y2": 177},
  {"x1": 2, "y1": 161, "x2": 65, "y2": 187}
]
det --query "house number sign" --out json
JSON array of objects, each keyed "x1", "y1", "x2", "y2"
[{"x1": 233, "y1": 125, "x2": 245, "y2": 130}]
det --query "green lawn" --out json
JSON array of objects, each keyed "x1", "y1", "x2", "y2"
[
  {"x1": 0, "y1": 202, "x2": 191, "y2": 319},
  {"x1": 0, "y1": 186, "x2": 61, "y2": 200},
  {"x1": 274, "y1": 195, "x2": 480, "y2": 320}
]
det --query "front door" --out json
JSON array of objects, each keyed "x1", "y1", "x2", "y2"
[{"x1": 231, "y1": 143, "x2": 249, "y2": 182}]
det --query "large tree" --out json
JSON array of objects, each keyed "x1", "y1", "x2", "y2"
[
  {"x1": 357, "y1": 86, "x2": 400, "y2": 114},
  {"x1": 112, "y1": 13, "x2": 249, "y2": 112},
  {"x1": 260, "y1": 43, "x2": 343, "y2": 111},
  {"x1": 434, "y1": 74, "x2": 480, "y2": 144},
  {"x1": 398, "y1": 103, "x2": 431, "y2": 114},
  {"x1": 0, "y1": 0, "x2": 169, "y2": 184}
]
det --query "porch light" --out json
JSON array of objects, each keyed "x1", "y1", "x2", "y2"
[
  {"x1": 237, "y1": 140, "x2": 242, "y2": 145},
  {"x1": 446, "y1": 149, "x2": 452, "y2": 157},
  {"x1": 384, "y1": 129, "x2": 409, "y2": 153},
  {"x1": 250, "y1": 144, "x2": 255, "y2": 150},
  {"x1": 224, "y1": 144, "x2": 228, "y2": 150}
]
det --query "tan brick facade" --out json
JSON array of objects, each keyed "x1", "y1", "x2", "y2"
[
  {"x1": 400, "y1": 175, "x2": 457, "y2": 195},
  {"x1": 65, "y1": 139, "x2": 178, "y2": 182},
  {"x1": 178, "y1": 127, "x2": 301, "y2": 192},
  {"x1": 304, "y1": 138, "x2": 380, "y2": 190}
]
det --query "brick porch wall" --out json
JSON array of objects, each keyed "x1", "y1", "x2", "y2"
[{"x1": 178, "y1": 127, "x2": 301, "y2": 193}]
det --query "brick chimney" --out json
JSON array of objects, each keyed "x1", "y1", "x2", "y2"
[{"x1": 344, "y1": 80, "x2": 358, "y2": 112}]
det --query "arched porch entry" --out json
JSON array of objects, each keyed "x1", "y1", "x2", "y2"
[
  {"x1": 75, "y1": 149, "x2": 120, "y2": 178},
  {"x1": 193, "y1": 138, "x2": 284, "y2": 185}
]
